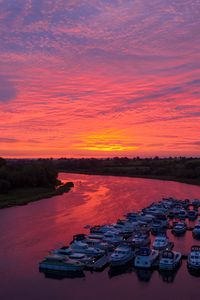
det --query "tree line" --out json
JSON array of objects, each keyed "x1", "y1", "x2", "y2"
[
  {"x1": 0, "y1": 158, "x2": 58, "y2": 194},
  {"x1": 53, "y1": 156, "x2": 200, "y2": 182}
]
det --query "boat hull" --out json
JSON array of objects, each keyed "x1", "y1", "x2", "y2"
[
  {"x1": 110, "y1": 254, "x2": 134, "y2": 267},
  {"x1": 39, "y1": 262, "x2": 84, "y2": 272}
]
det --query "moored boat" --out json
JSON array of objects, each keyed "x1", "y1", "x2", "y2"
[
  {"x1": 151, "y1": 220, "x2": 166, "y2": 236},
  {"x1": 39, "y1": 255, "x2": 84, "y2": 272},
  {"x1": 159, "y1": 250, "x2": 182, "y2": 270},
  {"x1": 152, "y1": 235, "x2": 170, "y2": 250},
  {"x1": 134, "y1": 247, "x2": 159, "y2": 269},
  {"x1": 103, "y1": 231, "x2": 124, "y2": 245},
  {"x1": 132, "y1": 233, "x2": 150, "y2": 248},
  {"x1": 177, "y1": 209, "x2": 187, "y2": 220},
  {"x1": 187, "y1": 246, "x2": 200, "y2": 272},
  {"x1": 188, "y1": 210, "x2": 198, "y2": 221},
  {"x1": 192, "y1": 224, "x2": 200, "y2": 239},
  {"x1": 172, "y1": 222, "x2": 187, "y2": 235},
  {"x1": 109, "y1": 245, "x2": 134, "y2": 267},
  {"x1": 70, "y1": 241, "x2": 105, "y2": 256}
]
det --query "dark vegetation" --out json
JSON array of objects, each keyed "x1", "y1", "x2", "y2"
[
  {"x1": 0, "y1": 158, "x2": 73, "y2": 208},
  {"x1": 1, "y1": 156, "x2": 200, "y2": 208},
  {"x1": 53, "y1": 156, "x2": 200, "y2": 185}
]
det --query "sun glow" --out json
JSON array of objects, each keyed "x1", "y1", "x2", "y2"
[{"x1": 75, "y1": 130, "x2": 139, "y2": 152}]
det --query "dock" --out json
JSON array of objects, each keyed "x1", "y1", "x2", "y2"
[{"x1": 85, "y1": 254, "x2": 111, "y2": 271}]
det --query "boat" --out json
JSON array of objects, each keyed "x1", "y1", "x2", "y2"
[
  {"x1": 85, "y1": 238, "x2": 114, "y2": 251},
  {"x1": 156, "y1": 214, "x2": 168, "y2": 228},
  {"x1": 159, "y1": 250, "x2": 182, "y2": 270},
  {"x1": 172, "y1": 222, "x2": 187, "y2": 235},
  {"x1": 193, "y1": 224, "x2": 200, "y2": 239},
  {"x1": 52, "y1": 246, "x2": 72, "y2": 255},
  {"x1": 191, "y1": 199, "x2": 200, "y2": 208},
  {"x1": 132, "y1": 233, "x2": 150, "y2": 247},
  {"x1": 90, "y1": 224, "x2": 117, "y2": 234},
  {"x1": 39, "y1": 255, "x2": 84, "y2": 272},
  {"x1": 103, "y1": 231, "x2": 124, "y2": 245},
  {"x1": 73, "y1": 233, "x2": 86, "y2": 241},
  {"x1": 188, "y1": 210, "x2": 198, "y2": 221},
  {"x1": 151, "y1": 220, "x2": 166, "y2": 235},
  {"x1": 187, "y1": 246, "x2": 200, "y2": 271},
  {"x1": 134, "y1": 247, "x2": 159, "y2": 269},
  {"x1": 152, "y1": 235, "x2": 170, "y2": 250},
  {"x1": 109, "y1": 245, "x2": 134, "y2": 267},
  {"x1": 70, "y1": 241, "x2": 105, "y2": 256},
  {"x1": 177, "y1": 209, "x2": 187, "y2": 220},
  {"x1": 113, "y1": 220, "x2": 137, "y2": 234}
]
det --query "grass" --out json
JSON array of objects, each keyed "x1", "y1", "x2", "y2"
[{"x1": 0, "y1": 182, "x2": 73, "y2": 209}]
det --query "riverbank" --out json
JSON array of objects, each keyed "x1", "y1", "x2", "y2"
[
  {"x1": 60, "y1": 169, "x2": 200, "y2": 187},
  {"x1": 0, "y1": 181, "x2": 74, "y2": 209}
]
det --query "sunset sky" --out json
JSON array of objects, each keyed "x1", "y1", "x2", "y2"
[{"x1": 0, "y1": 0, "x2": 200, "y2": 158}]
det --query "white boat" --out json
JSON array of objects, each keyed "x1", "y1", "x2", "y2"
[
  {"x1": 152, "y1": 236, "x2": 169, "y2": 250},
  {"x1": 114, "y1": 220, "x2": 138, "y2": 234},
  {"x1": 187, "y1": 246, "x2": 200, "y2": 271},
  {"x1": 159, "y1": 250, "x2": 182, "y2": 270},
  {"x1": 70, "y1": 241, "x2": 105, "y2": 256},
  {"x1": 52, "y1": 246, "x2": 72, "y2": 255},
  {"x1": 151, "y1": 220, "x2": 166, "y2": 235},
  {"x1": 87, "y1": 233, "x2": 104, "y2": 240},
  {"x1": 192, "y1": 224, "x2": 200, "y2": 239},
  {"x1": 85, "y1": 238, "x2": 114, "y2": 251},
  {"x1": 156, "y1": 214, "x2": 168, "y2": 228},
  {"x1": 109, "y1": 245, "x2": 134, "y2": 267},
  {"x1": 188, "y1": 210, "x2": 198, "y2": 221},
  {"x1": 172, "y1": 222, "x2": 187, "y2": 235},
  {"x1": 191, "y1": 199, "x2": 200, "y2": 208},
  {"x1": 132, "y1": 233, "x2": 150, "y2": 247},
  {"x1": 39, "y1": 255, "x2": 84, "y2": 272},
  {"x1": 103, "y1": 231, "x2": 124, "y2": 244},
  {"x1": 134, "y1": 247, "x2": 159, "y2": 269},
  {"x1": 177, "y1": 209, "x2": 187, "y2": 219},
  {"x1": 90, "y1": 224, "x2": 116, "y2": 234}
]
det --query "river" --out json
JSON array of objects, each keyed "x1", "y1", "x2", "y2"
[{"x1": 0, "y1": 173, "x2": 200, "y2": 300}]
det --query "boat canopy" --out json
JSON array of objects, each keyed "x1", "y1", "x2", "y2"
[{"x1": 136, "y1": 247, "x2": 151, "y2": 256}]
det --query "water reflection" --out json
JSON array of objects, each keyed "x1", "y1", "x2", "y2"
[
  {"x1": 40, "y1": 269, "x2": 85, "y2": 280},
  {"x1": 188, "y1": 268, "x2": 200, "y2": 277},
  {"x1": 1, "y1": 173, "x2": 200, "y2": 300},
  {"x1": 158, "y1": 269, "x2": 179, "y2": 283},
  {"x1": 134, "y1": 268, "x2": 153, "y2": 282},
  {"x1": 108, "y1": 264, "x2": 133, "y2": 278}
]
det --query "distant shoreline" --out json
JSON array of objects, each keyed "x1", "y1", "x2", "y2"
[
  {"x1": 0, "y1": 181, "x2": 74, "y2": 209},
  {"x1": 59, "y1": 170, "x2": 200, "y2": 187}
]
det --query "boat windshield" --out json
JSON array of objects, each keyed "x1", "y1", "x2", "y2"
[
  {"x1": 137, "y1": 248, "x2": 150, "y2": 256},
  {"x1": 162, "y1": 251, "x2": 174, "y2": 259}
]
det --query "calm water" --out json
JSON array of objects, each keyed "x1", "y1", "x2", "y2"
[{"x1": 1, "y1": 173, "x2": 200, "y2": 300}]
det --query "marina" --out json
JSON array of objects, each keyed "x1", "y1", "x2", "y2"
[{"x1": 39, "y1": 195, "x2": 200, "y2": 276}]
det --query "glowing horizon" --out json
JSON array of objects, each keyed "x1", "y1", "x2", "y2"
[{"x1": 0, "y1": 1, "x2": 200, "y2": 158}]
